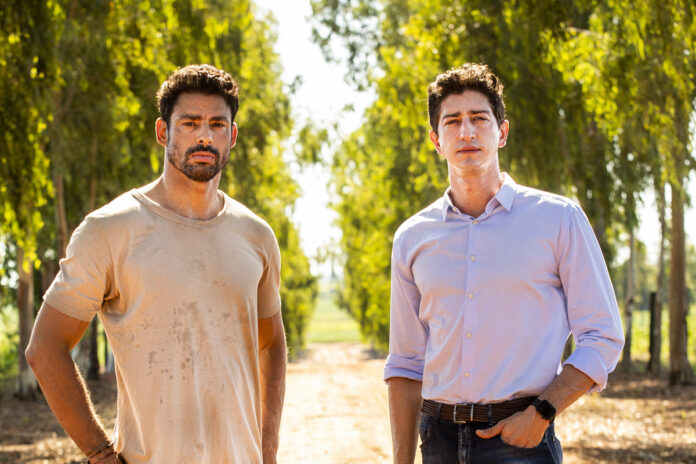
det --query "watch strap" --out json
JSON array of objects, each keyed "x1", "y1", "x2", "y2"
[{"x1": 531, "y1": 398, "x2": 556, "y2": 422}]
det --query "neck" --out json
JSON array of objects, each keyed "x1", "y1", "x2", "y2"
[
  {"x1": 448, "y1": 164, "x2": 503, "y2": 218},
  {"x1": 143, "y1": 163, "x2": 223, "y2": 220}
]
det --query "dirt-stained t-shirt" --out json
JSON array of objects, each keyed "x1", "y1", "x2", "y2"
[{"x1": 44, "y1": 188, "x2": 281, "y2": 464}]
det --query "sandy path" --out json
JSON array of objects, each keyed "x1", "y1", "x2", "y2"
[
  {"x1": 1, "y1": 342, "x2": 694, "y2": 463},
  {"x1": 278, "y1": 342, "x2": 421, "y2": 464}
]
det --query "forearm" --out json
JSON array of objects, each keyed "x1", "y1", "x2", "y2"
[
  {"x1": 387, "y1": 377, "x2": 422, "y2": 464},
  {"x1": 259, "y1": 336, "x2": 286, "y2": 464},
  {"x1": 476, "y1": 365, "x2": 595, "y2": 447},
  {"x1": 27, "y1": 345, "x2": 110, "y2": 454},
  {"x1": 537, "y1": 364, "x2": 595, "y2": 415}
]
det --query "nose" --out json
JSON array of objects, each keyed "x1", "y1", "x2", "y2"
[
  {"x1": 459, "y1": 121, "x2": 476, "y2": 140},
  {"x1": 197, "y1": 125, "x2": 213, "y2": 145}
]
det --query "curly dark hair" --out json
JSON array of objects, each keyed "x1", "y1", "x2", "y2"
[
  {"x1": 427, "y1": 63, "x2": 505, "y2": 134},
  {"x1": 157, "y1": 64, "x2": 239, "y2": 124}
]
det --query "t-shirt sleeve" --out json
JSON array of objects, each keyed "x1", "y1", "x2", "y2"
[
  {"x1": 257, "y1": 227, "x2": 281, "y2": 320},
  {"x1": 43, "y1": 216, "x2": 114, "y2": 322}
]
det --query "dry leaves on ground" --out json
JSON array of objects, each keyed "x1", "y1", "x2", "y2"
[{"x1": 1, "y1": 343, "x2": 694, "y2": 463}]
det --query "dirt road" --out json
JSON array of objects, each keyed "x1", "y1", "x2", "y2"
[
  {"x1": 278, "y1": 342, "x2": 417, "y2": 464},
  {"x1": 1, "y1": 342, "x2": 694, "y2": 463}
]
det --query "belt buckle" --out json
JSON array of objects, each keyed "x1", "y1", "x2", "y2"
[{"x1": 453, "y1": 403, "x2": 475, "y2": 423}]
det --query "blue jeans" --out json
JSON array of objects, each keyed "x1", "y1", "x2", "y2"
[{"x1": 419, "y1": 414, "x2": 563, "y2": 463}]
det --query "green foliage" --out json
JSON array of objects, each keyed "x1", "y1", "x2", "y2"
[
  {"x1": 312, "y1": 0, "x2": 695, "y2": 350},
  {"x1": 0, "y1": 1, "x2": 57, "y2": 267},
  {"x1": 0, "y1": 305, "x2": 19, "y2": 380},
  {"x1": 0, "y1": 0, "x2": 316, "y2": 355}
]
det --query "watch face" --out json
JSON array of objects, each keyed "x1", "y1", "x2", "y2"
[{"x1": 533, "y1": 399, "x2": 556, "y2": 421}]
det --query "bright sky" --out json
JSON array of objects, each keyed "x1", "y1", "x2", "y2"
[
  {"x1": 253, "y1": 0, "x2": 696, "y2": 272},
  {"x1": 253, "y1": 0, "x2": 374, "y2": 275}
]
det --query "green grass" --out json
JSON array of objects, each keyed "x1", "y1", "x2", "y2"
[
  {"x1": 305, "y1": 284, "x2": 362, "y2": 344},
  {"x1": 627, "y1": 308, "x2": 696, "y2": 368}
]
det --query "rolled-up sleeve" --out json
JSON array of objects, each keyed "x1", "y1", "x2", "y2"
[
  {"x1": 558, "y1": 204, "x2": 625, "y2": 392},
  {"x1": 384, "y1": 229, "x2": 428, "y2": 382}
]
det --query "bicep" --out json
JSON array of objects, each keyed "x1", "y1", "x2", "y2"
[
  {"x1": 258, "y1": 311, "x2": 285, "y2": 352},
  {"x1": 29, "y1": 303, "x2": 91, "y2": 353}
]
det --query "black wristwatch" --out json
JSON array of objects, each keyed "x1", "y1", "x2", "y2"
[{"x1": 531, "y1": 398, "x2": 556, "y2": 422}]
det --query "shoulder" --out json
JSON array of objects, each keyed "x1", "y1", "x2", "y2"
[
  {"x1": 66, "y1": 190, "x2": 144, "y2": 243},
  {"x1": 394, "y1": 196, "x2": 444, "y2": 245},
  {"x1": 84, "y1": 190, "x2": 146, "y2": 226},
  {"x1": 222, "y1": 193, "x2": 277, "y2": 244},
  {"x1": 513, "y1": 184, "x2": 584, "y2": 216}
]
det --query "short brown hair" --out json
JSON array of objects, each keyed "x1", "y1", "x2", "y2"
[
  {"x1": 157, "y1": 64, "x2": 239, "y2": 124},
  {"x1": 427, "y1": 63, "x2": 505, "y2": 133}
]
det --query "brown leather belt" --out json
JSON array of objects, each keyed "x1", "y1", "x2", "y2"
[{"x1": 422, "y1": 397, "x2": 536, "y2": 424}]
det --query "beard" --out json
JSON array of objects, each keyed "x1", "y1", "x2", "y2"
[{"x1": 167, "y1": 142, "x2": 230, "y2": 183}]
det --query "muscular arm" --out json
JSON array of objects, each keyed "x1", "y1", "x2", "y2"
[
  {"x1": 387, "y1": 377, "x2": 423, "y2": 464},
  {"x1": 258, "y1": 311, "x2": 287, "y2": 464},
  {"x1": 25, "y1": 303, "x2": 119, "y2": 462},
  {"x1": 476, "y1": 364, "x2": 594, "y2": 447}
]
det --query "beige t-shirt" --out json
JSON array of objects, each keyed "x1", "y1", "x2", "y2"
[{"x1": 44, "y1": 188, "x2": 281, "y2": 464}]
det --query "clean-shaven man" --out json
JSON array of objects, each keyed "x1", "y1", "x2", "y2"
[{"x1": 385, "y1": 63, "x2": 624, "y2": 463}]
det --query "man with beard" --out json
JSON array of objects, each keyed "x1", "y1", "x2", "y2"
[{"x1": 26, "y1": 65, "x2": 287, "y2": 464}]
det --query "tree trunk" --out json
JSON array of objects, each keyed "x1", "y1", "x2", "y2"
[
  {"x1": 53, "y1": 160, "x2": 69, "y2": 259},
  {"x1": 15, "y1": 246, "x2": 38, "y2": 400},
  {"x1": 668, "y1": 180, "x2": 694, "y2": 385},
  {"x1": 86, "y1": 319, "x2": 100, "y2": 380},
  {"x1": 86, "y1": 132, "x2": 100, "y2": 380},
  {"x1": 562, "y1": 337, "x2": 574, "y2": 362},
  {"x1": 621, "y1": 228, "x2": 635, "y2": 370},
  {"x1": 103, "y1": 326, "x2": 113, "y2": 374},
  {"x1": 648, "y1": 183, "x2": 666, "y2": 375}
]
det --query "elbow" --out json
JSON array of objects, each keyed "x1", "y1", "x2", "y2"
[
  {"x1": 25, "y1": 337, "x2": 52, "y2": 373},
  {"x1": 25, "y1": 341, "x2": 40, "y2": 371}
]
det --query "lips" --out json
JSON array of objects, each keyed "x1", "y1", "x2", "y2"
[
  {"x1": 190, "y1": 152, "x2": 215, "y2": 159},
  {"x1": 185, "y1": 144, "x2": 220, "y2": 161}
]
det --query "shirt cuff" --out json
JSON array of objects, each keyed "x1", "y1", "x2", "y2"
[
  {"x1": 384, "y1": 353, "x2": 424, "y2": 383},
  {"x1": 563, "y1": 346, "x2": 610, "y2": 393}
]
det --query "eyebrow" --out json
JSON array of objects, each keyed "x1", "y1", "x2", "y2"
[
  {"x1": 178, "y1": 114, "x2": 230, "y2": 122},
  {"x1": 441, "y1": 109, "x2": 492, "y2": 120}
]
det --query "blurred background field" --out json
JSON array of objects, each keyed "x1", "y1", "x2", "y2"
[{"x1": 305, "y1": 281, "x2": 362, "y2": 344}]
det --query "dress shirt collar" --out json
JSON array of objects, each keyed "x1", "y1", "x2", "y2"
[{"x1": 441, "y1": 172, "x2": 518, "y2": 221}]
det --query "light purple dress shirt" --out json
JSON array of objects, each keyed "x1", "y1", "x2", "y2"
[{"x1": 384, "y1": 174, "x2": 624, "y2": 404}]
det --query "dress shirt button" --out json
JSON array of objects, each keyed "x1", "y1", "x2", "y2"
[
  {"x1": 464, "y1": 372, "x2": 471, "y2": 377},
  {"x1": 473, "y1": 220, "x2": 479, "y2": 225},
  {"x1": 466, "y1": 332, "x2": 472, "y2": 338},
  {"x1": 470, "y1": 255, "x2": 476, "y2": 261},
  {"x1": 468, "y1": 293, "x2": 474, "y2": 299}
]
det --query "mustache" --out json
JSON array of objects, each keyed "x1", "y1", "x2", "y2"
[{"x1": 185, "y1": 144, "x2": 220, "y2": 158}]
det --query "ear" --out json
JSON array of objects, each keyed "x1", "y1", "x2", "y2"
[
  {"x1": 498, "y1": 119, "x2": 509, "y2": 148},
  {"x1": 429, "y1": 129, "x2": 443, "y2": 155},
  {"x1": 230, "y1": 122, "x2": 238, "y2": 149},
  {"x1": 155, "y1": 118, "x2": 168, "y2": 148}
]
